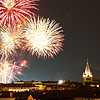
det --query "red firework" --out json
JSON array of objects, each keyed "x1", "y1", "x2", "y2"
[{"x1": 0, "y1": 0, "x2": 39, "y2": 28}]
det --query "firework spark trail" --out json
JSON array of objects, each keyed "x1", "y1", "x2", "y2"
[
  {"x1": 24, "y1": 16, "x2": 64, "y2": 59},
  {"x1": 0, "y1": 0, "x2": 39, "y2": 28},
  {"x1": 0, "y1": 27, "x2": 24, "y2": 60},
  {"x1": 0, "y1": 60, "x2": 24, "y2": 83}
]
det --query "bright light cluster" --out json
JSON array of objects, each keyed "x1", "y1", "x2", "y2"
[{"x1": 24, "y1": 16, "x2": 64, "y2": 58}]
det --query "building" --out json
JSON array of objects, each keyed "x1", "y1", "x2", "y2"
[
  {"x1": 82, "y1": 59, "x2": 93, "y2": 83},
  {"x1": 0, "y1": 92, "x2": 15, "y2": 100},
  {"x1": 82, "y1": 59, "x2": 100, "y2": 88},
  {"x1": 0, "y1": 82, "x2": 36, "y2": 92}
]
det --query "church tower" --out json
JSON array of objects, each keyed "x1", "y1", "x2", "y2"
[{"x1": 82, "y1": 59, "x2": 93, "y2": 82}]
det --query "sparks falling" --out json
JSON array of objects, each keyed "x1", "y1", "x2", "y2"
[
  {"x1": 0, "y1": 60, "x2": 24, "y2": 83},
  {"x1": 0, "y1": 27, "x2": 23, "y2": 60},
  {"x1": 24, "y1": 16, "x2": 64, "y2": 58},
  {"x1": 0, "y1": 0, "x2": 39, "y2": 28}
]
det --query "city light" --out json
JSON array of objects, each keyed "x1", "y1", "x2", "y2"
[{"x1": 58, "y1": 80, "x2": 64, "y2": 84}]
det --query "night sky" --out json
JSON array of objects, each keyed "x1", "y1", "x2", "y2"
[{"x1": 18, "y1": 0, "x2": 100, "y2": 82}]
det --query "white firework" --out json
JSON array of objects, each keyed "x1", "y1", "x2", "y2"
[{"x1": 24, "y1": 16, "x2": 64, "y2": 58}]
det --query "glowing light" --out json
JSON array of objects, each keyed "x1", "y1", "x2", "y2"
[
  {"x1": 24, "y1": 16, "x2": 64, "y2": 58},
  {"x1": 20, "y1": 60, "x2": 29, "y2": 68},
  {"x1": 0, "y1": 60, "x2": 23, "y2": 83},
  {"x1": 97, "y1": 85, "x2": 99, "y2": 87},
  {"x1": 0, "y1": 27, "x2": 23, "y2": 59},
  {"x1": 0, "y1": 0, "x2": 39, "y2": 27},
  {"x1": 58, "y1": 80, "x2": 64, "y2": 84}
]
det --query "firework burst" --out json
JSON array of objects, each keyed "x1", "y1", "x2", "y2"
[
  {"x1": 0, "y1": 0, "x2": 39, "y2": 28},
  {"x1": 24, "y1": 16, "x2": 64, "y2": 59},
  {"x1": 0, "y1": 60, "x2": 23, "y2": 83},
  {"x1": 0, "y1": 27, "x2": 24, "y2": 60}
]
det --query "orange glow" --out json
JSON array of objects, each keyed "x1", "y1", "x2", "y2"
[{"x1": 20, "y1": 60, "x2": 29, "y2": 68}]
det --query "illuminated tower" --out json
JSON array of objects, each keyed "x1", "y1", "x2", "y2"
[{"x1": 82, "y1": 59, "x2": 93, "y2": 82}]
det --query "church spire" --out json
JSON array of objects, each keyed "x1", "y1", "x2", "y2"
[
  {"x1": 85, "y1": 59, "x2": 91, "y2": 76},
  {"x1": 82, "y1": 59, "x2": 93, "y2": 82}
]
